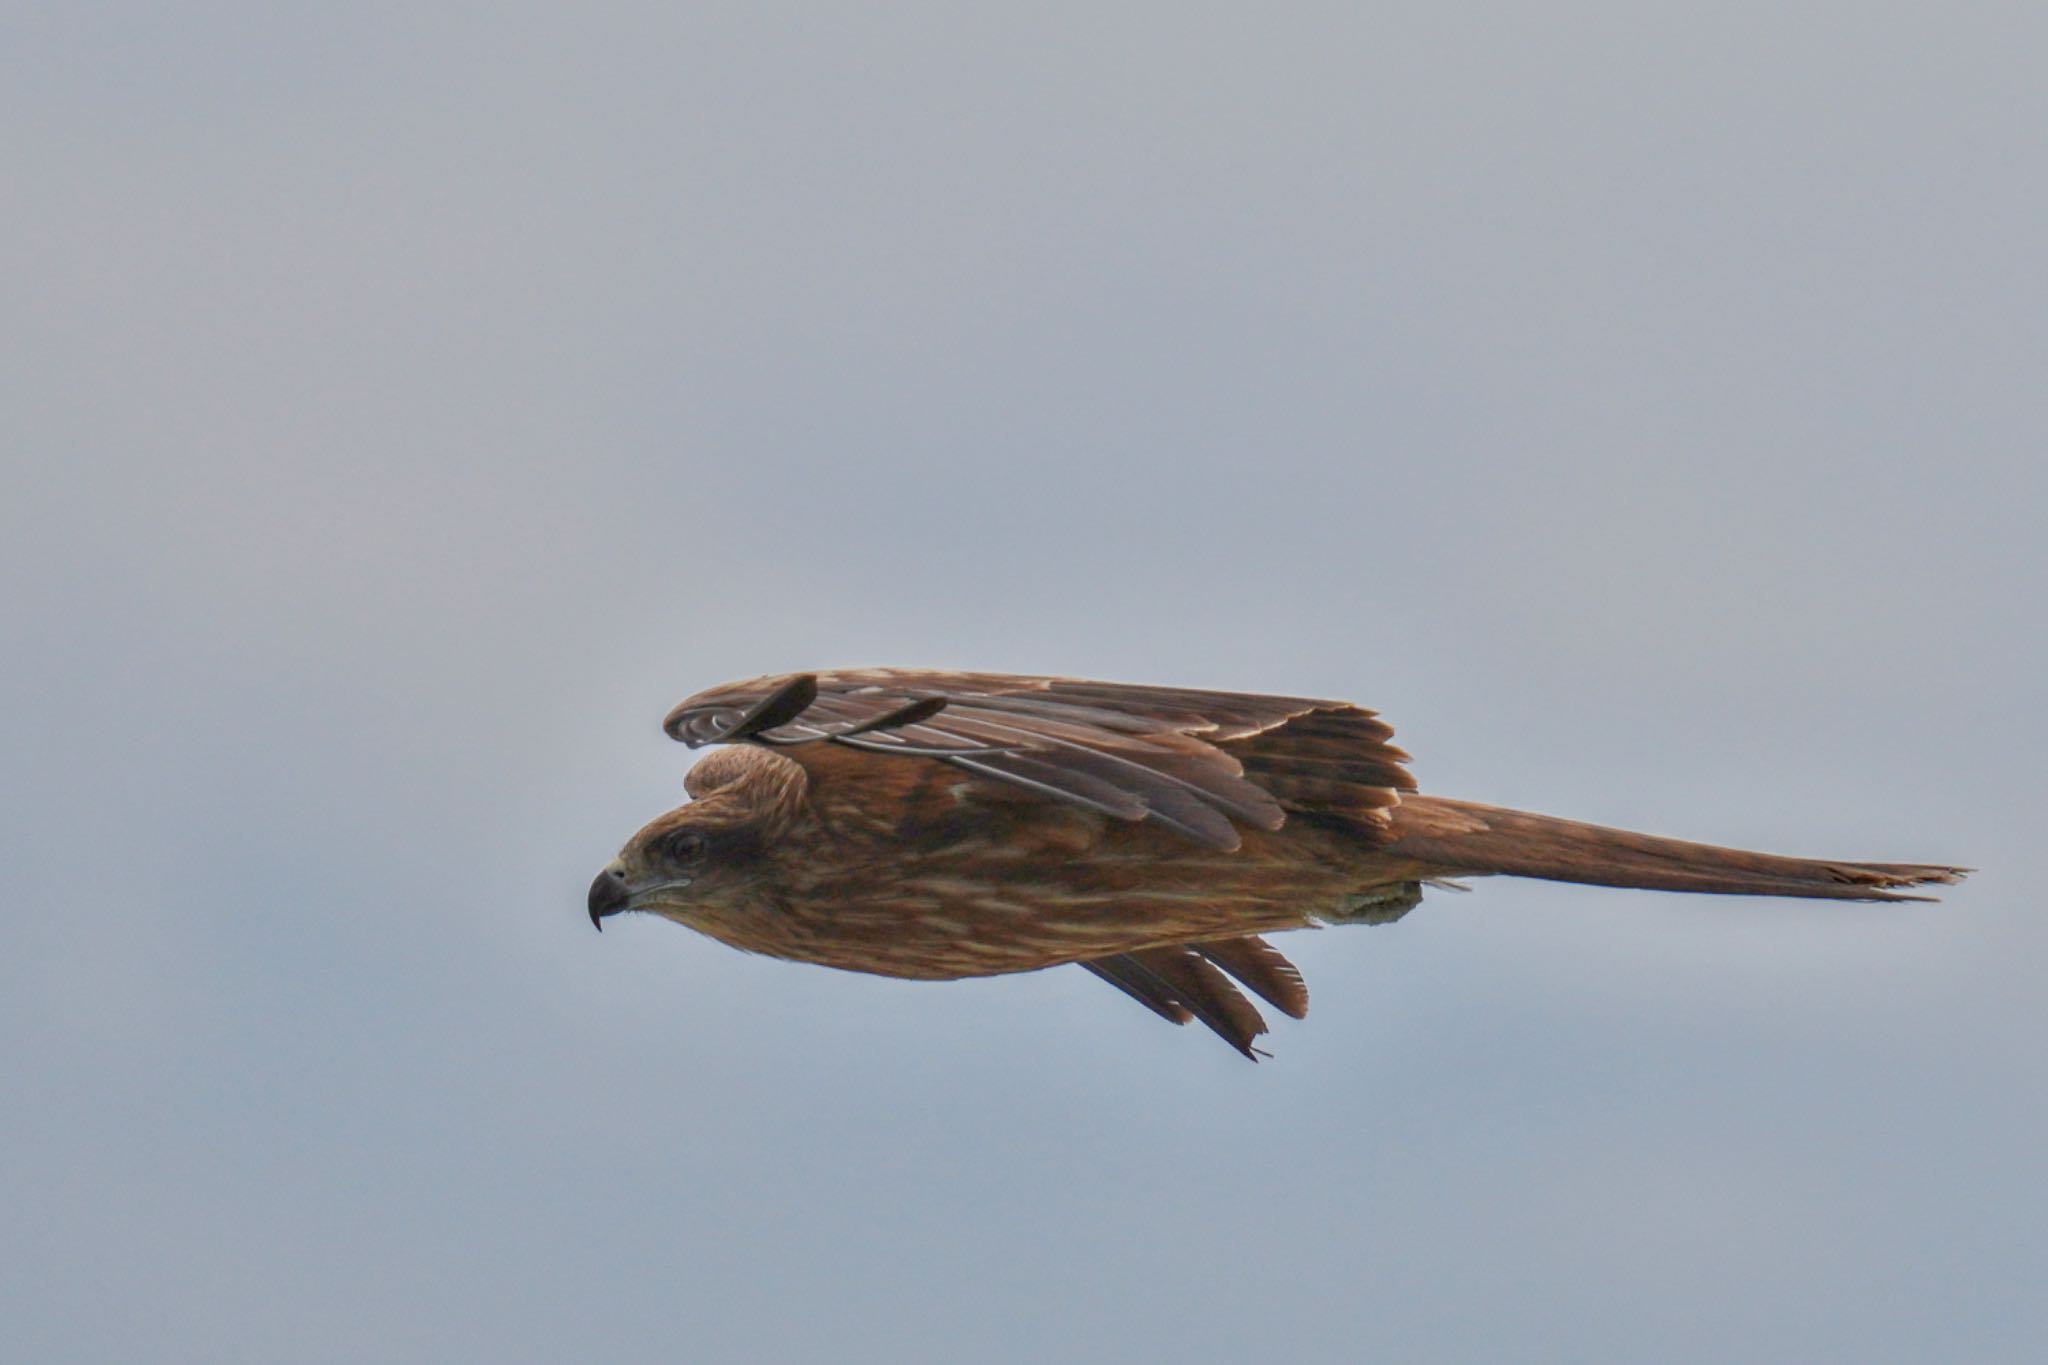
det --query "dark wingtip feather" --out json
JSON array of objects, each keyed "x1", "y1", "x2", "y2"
[
  {"x1": 1081, "y1": 958, "x2": 1193, "y2": 1026},
  {"x1": 1198, "y1": 937, "x2": 1310, "y2": 1020},
  {"x1": 837, "y1": 695, "x2": 948, "y2": 737},
  {"x1": 1080, "y1": 948, "x2": 1273, "y2": 1059},
  {"x1": 665, "y1": 672, "x2": 821, "y2": 744}
]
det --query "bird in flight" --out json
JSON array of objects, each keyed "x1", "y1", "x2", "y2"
[{"x1": 589, "y1": 670, "x2": 1965, "y2": 1058}]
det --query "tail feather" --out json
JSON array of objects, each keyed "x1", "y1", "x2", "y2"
[{"x1": 1386, "y1": 797, "x2": 1968, "y2": 902}]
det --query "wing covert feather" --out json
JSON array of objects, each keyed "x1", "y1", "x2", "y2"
[{"x1": 664, "y1": 669, "x2": 1413, "y2": 848}]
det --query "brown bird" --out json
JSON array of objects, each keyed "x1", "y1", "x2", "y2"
[{"x1": 588, "y1": 670, "x2": 1966, "y2": 1058}]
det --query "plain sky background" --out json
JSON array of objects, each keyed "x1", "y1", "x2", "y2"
[{"x1": 5, "y1": 4, "x2": 2043, "y2": 1361}]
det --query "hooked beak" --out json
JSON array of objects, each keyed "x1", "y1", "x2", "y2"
[{"x1": 588, "y1": 862, "x2": 630, "y2": 931}]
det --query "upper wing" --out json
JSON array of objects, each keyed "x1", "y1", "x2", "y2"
[{"x1": 663, "y1": 669, "x2": 1414, "y2": 849}]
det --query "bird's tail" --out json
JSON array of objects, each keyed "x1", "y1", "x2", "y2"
[{"x1": 1384, "y1": 796, "x2": 1968, "y2": 902}]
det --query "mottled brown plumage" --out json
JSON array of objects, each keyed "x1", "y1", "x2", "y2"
[{"x1": 589, "y1": 669, "x2": 1967, "y2": 1058}]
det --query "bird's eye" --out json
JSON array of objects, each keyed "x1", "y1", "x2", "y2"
[{"x1": 663, "y1": 830, "x2": 709, "y2": 863}]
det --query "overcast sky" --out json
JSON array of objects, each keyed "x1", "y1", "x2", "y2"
[{"x1": 5, "y1": 4, "x2": 2044, "y2": 1362}]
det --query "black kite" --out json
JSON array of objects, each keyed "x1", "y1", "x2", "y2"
[{"x1": 589, "y1": 670, "x2": 1965, "y2": 1057}]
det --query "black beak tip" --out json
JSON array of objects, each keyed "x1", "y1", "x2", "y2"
[{"x1": 588, "y1": 868, "x2": 629, "y2": 932}]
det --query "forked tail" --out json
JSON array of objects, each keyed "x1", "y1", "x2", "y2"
[{"x1": 1386, "y1": 796, "x2": 1968, "y2": 901}]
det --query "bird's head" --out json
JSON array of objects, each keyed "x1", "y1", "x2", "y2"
[{"x1": 587, "y1": 746, "x2": 805, "y2": 931}]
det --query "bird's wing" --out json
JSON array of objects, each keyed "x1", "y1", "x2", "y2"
[
  {"x1": 664, "y1": 669, "x2": 1413, "y2": 849},
  {"x1": 1079, "y1": 936, "x2": 1309, "y2": 1059}
]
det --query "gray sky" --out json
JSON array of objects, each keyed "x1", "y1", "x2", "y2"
[{"x1": 5, "y1": 4, "x2": 2043, "y2": 1361}]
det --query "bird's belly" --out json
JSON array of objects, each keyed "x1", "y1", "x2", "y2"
[{"x1": 709, "y1": 838, "x2": 1371, "y2": 979}]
